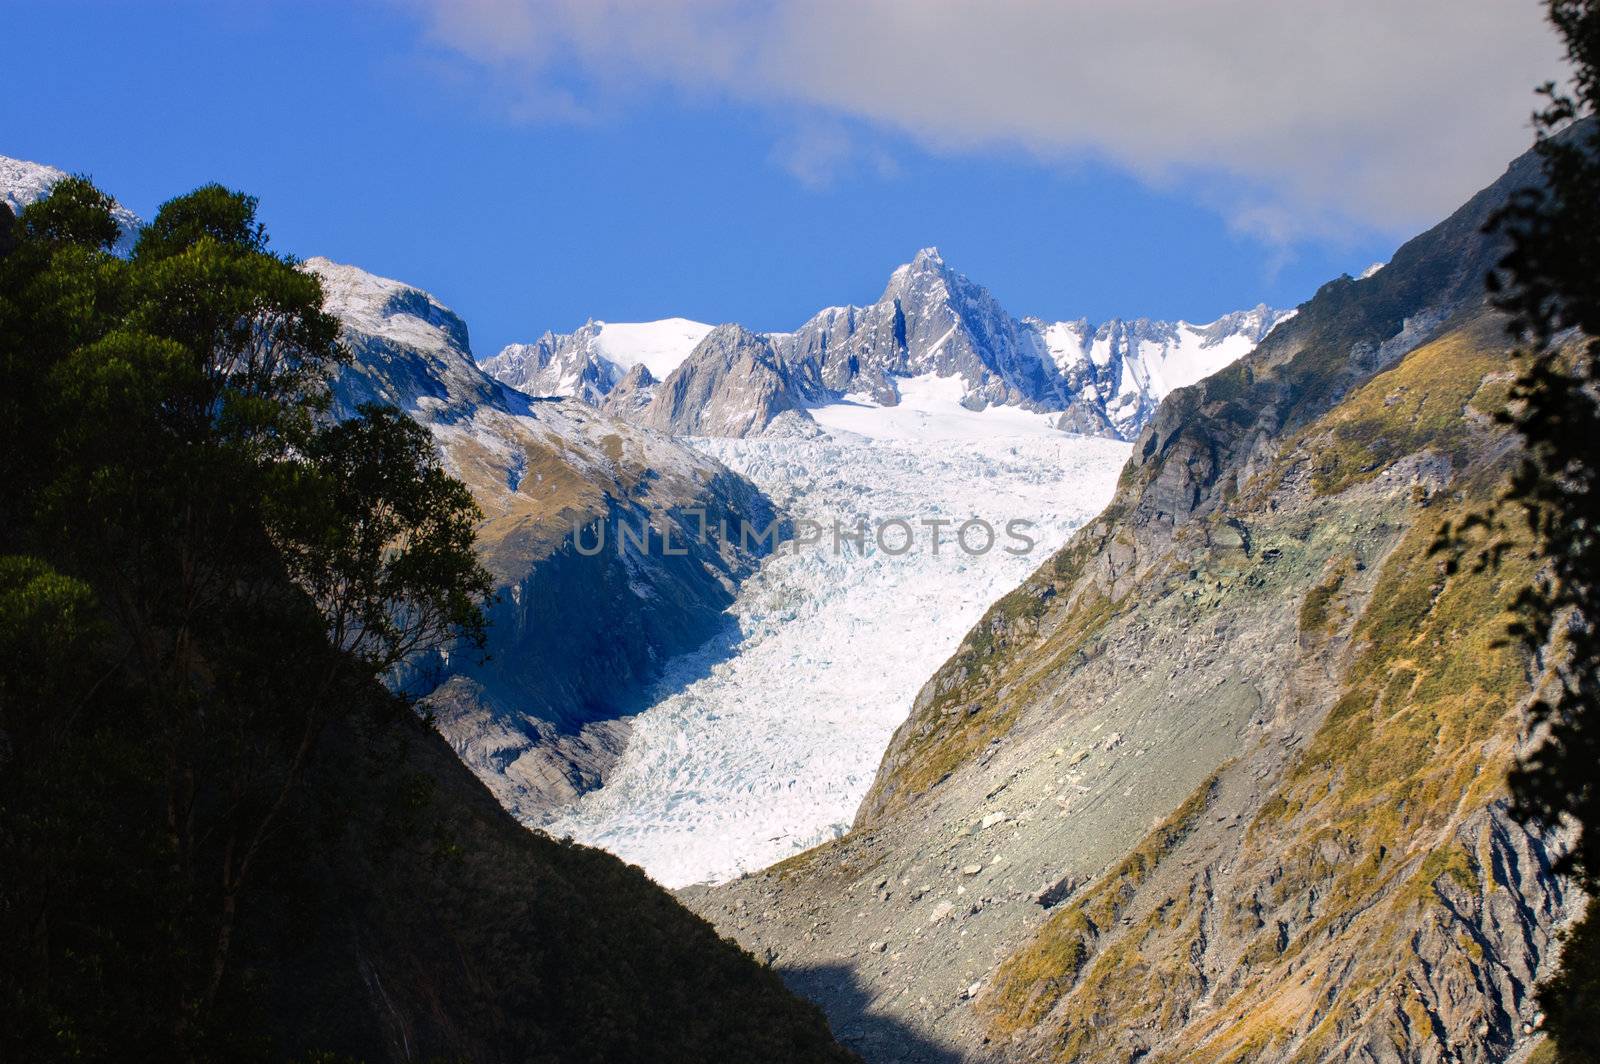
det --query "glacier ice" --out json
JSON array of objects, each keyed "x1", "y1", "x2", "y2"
[{"x1": 546, "y1": 405, "x2": 1129, "y2": 887}]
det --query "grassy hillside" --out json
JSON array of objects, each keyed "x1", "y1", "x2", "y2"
[
  {"x1": 855, "y1": 141, "x2": 1543, "y2": 830},
  {"x1": 683, "y1": 140, "x2": 1576, "y2": 1064},
  {"x1": 982, "y1": 317, "x2": 1559, "y2": 1060}
]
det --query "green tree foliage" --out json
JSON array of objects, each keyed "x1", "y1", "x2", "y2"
[
  {"x1": 271, "y1": 404, "x2": 490, "y2": 672},
  {"x1": 0, "y1": 177, "x2": 492, "y2": 1061},
  {"x1": 1443, "y1": 2, "x2": 1600, "y2": 1058}
]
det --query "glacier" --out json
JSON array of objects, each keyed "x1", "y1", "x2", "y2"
[
  {"x1": 546, "y1": 406, "x2": 1130, "y2": 887},
  {"x1": 0, "y1": 152, "x2": 1245, "y2": 891}
]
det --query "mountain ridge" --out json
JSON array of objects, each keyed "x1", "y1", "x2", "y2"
[
  {"x1": 0, "y1": 151, "x2": 785, "y2": 833},
  {"x1": 0, "y1": 156, "x2": 860, "y2": 1064},
  {"x1": 680, "y1": 133, "x2": 1576, "y2": 1064},
  {"x1": 300, "y1": 254, "x2": 781, "y2": 818},
  {"x1": 0, "y1": 155, "x2": 140, "y2": 252},
  {"x1": 482, "y1": 246, "x2": 1293, "y2": 442}
]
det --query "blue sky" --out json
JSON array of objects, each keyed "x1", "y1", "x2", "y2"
[{"x1": 2, "y1": 2, "x2": 1558, "y2": 356}]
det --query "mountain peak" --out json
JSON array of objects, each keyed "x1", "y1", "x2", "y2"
[
  {"x1": 699, "y1": 321, "x2": 767, "y2": 349},
  {"x1": 882, "y1": 246, "x2": 965, "y2": 308},
  {"x1": 1, "y1": 153, "x2": 142, "y2": 253},
  {"x1": 303, "y1": 256, "x2": 473, "y2": 358},
  {"x1": 482, "y1": 247, "x2": 1284, "y2": 442}
]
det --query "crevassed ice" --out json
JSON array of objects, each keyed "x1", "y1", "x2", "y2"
[{"x1": 545, "y1": 386, "x2": 1130, "y2": 887}]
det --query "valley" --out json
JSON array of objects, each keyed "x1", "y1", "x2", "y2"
[
  {"x1": 8, "y1": 6, "x2": 1595, "y2": 1063},
  {"x1": 547, "y1": 407, "x2": 1130, "y2": 886},
  {"x1": 2, "y1": 114, "x2": 1584, "y2": 1064}
]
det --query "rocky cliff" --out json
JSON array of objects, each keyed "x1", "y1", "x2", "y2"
[
  {"x1": 482, "y1": 249, "x2": 1289, "y2": 442},
  {"x1": 634, "y1": 322, "x2": 827, "y2": 437},
  {"x1": 681, "y1": 139, "x2": 1577, "y2": 1064},
  {"x1": 308, "y1": 258, "x2": 777, "y2": 820}
]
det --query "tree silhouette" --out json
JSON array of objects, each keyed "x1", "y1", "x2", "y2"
[{"x1": 1441, "y1": 1, "x2": 1600, "y2": 1055}]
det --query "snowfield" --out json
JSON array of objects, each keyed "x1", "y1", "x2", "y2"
[
  {"x1": 546, "y1": 397, "x2": 1130, "y2": 887},
  {"x1": 589, "y1": 318, "x2": 714, "y2": 380},
  {"x1": 810, "y1": 373, "x2": 1065, "y2": 442}
]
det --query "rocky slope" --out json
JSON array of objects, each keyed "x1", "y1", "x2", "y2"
[
  {"x1": 633, "y1": 323, "x2": 828, "y2": 437},
  {"x1": 307, "y1": 257, "x2": 777, "y2": 820},
  {"x1": 681, "y1": 139, "x2": 1577, "y2": 1063},
  {"x1": 482, "y1": 248, "x2": 1289, "y2": 442}
]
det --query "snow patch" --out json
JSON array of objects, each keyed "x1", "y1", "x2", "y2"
[
  {"x1": 593, "y1": 318, "x2": 714, "y2": 380},
  {"x1": 809, "y1": 373, "x2": 1063, "y2": 442}
]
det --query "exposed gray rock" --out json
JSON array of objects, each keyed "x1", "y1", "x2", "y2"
[
  {"x1": 480, "y1": 320, "x2": 620, "y2": 405},
  {"x1": 781, "y1": 247, "x2": 1065, "y2": 412},
  {"x1": 308, "y1": 259, "x2": 777, "y2": 823},
  {"x1": 597, "y1": 361, "x2": 657, "y2": 418},
  {"x1": 679, "y1": 137, "x2": 1580, "y2": 1064},
  {"x1": 636, "y1": 324, "x2": 825, "y2": 437},
  {"x1": 482, "y1": 248, "x2": 1289, "y2": 442}
]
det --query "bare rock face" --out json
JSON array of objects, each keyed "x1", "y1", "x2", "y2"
[
  {"x1": 479, "y1": 320, "x2": 620, "y2": 405},
  {"x1": 680, "y1": 140, "x2": 1579, "y2": 1064},
  {"x1": 597, "y1": 361, "x2": 657, "y2": 419},
  {"x1": 781, "y1": 247, "x2": 1066, "y2": 411},
  {"x1": 481, "y1": 248, "x2": 1289, "y2": 442},
  {"x1": 636, "y1": 323, "x2": 825, "y2": 437},
  {"x1": 308, "y1": 259, "x2": 777, "y2": 821}
]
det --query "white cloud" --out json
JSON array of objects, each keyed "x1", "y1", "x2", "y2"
[
  {"x1": 768, "y1": 122, "x2": 901, "y2": 189},
  {"x1": 403, "y1": 0, "x2": 1565, "y2": 240}
]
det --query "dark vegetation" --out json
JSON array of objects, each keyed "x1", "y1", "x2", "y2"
[
  {"x1": 0, "y1": 181, "x2": 854, "y2": 1063},
  {"x1": 1439, "y1": 2, "x2": 1600, "y2": 1057}
]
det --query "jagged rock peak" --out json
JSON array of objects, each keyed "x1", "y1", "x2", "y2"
[{"x1": 484, "y1": 248, "x2": 1287, "y2": 442}]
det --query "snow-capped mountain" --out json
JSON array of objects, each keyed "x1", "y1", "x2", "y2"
[
  {"x1": 483, "y1": 247, "x2": 1292, "y2": 442},
  {"x1": 0, "y1": 150, "x2": 777, "y2": 820},
  {"x1": 308, "y1": 255, "x2": 506, "y2": 418},
  {"x1": 1037, "y1": 304, "x2": 1289, "y2": 435},
  {"x1": 303, "y1": 256, "x2": 777, "y2": 818},
  {"x1": 635, "y1": 324, "x2": 827, "y2": 437},
  {"x1": 481, "y1": 317, "x2": 714, "y2": 406},
  {"x1": 787, "y1": 247, "x2": 1067, "y2": 413},
  {"x1": 1, "y1": 154, "x2": 142, "y2": 252}
]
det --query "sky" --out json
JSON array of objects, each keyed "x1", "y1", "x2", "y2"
[{"x1": 0, "y1": 1, "x2": 1565, "y2": 356}]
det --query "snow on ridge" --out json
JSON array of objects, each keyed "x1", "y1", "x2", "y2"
[
  {"x1": 302, "y1": 256, "x2": 472, "y2": 359},
  {"x1": 592, "y1": 318, "x2": 714, "y2": 380},
  {"x1": 485, "y1": 249, "x2": 1290, "y2": 442},
  {"x1": 1, "y1": 153, "x2": 142, "y2": 252}
]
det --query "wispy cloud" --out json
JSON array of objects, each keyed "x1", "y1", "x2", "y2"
[
  {"x1": 400, "y1": 0, "x2": 1564, "y2": 241},
  {"x1": 769, "y1": 122, "x2": 900, "y2": 190}
]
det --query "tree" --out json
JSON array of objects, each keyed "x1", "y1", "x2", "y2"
[
  {"x1": 1444, "y1": 2, "x2": 1600, "y2": 1057},
  {"x1": 0, "y1": 176, "x2": 493, "y2": 1062}
]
